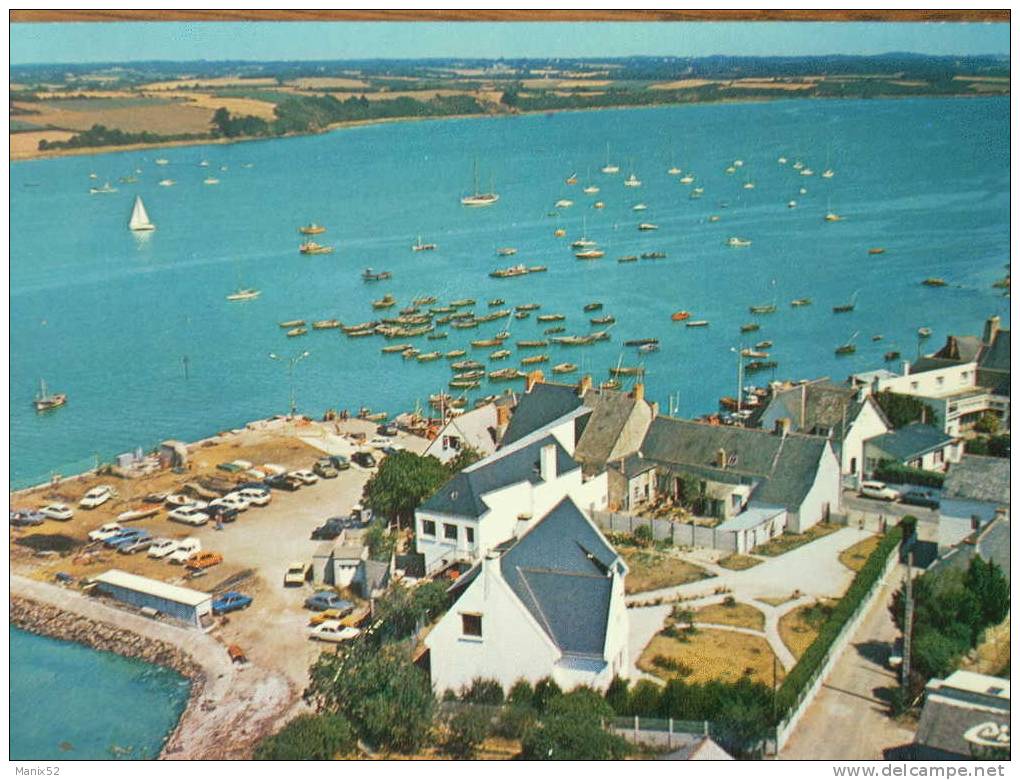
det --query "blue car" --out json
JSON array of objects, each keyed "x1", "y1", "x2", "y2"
[
  {"x1": 103, "y1": 528, "x2": 146, "y2": 548},
  {"x1": 303, "y1": 591, "x2": 352, "y2": 612},
  {"x1": 212, "y1": 591, "x2": 253, "y2": 615}
]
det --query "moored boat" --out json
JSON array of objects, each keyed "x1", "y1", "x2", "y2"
[
  {"x1": 280, "y1": 319, "x2": 307, "y2": 328},
  {"x1": 520, "y1": 354, "x2": 549, "y2": 366},
  {"x1": 299, "y1": 223, "x2": 327, "y2": 235},
  {"x1": 790, "y1": 298, "x2": 812, "y2": 307},
  {"x1": 536, "y1": 313, "x2": 565, "y2": 322},
  {"x1": 299, "y1": 241, "x2": 334, "y2": 255},
  {"x1": 609, "y1": 366, "x2": 644, "y2": 377},
  {"x1": 33, "y1": 379, "x2": 67, "y2": 412},
  {"x1": 641, "y1": 251, "x2": 666, "y2": 260},
  {"x1": 287, "y1": 327, "x2": 308, "y2": 337},
  {"x1": 552, "y1": 363, "x2": 577, "y2": 374},
  {"x1": 312, "y1": 319, "x2": 341, "y2": 330},
  {"x1": 362, "y1": 268, "x2": 392, "y2": 282},
  {"x1": 922, "y1": 278, "x2": 947, "y2": 287},
  {"x1": 671, "y1": 310, "x2": 691, "y2": 322},
  {"x1": 686, "y1": 320, "x2": 710, "y2": 328},
  {"x1": 226, "y1": 288, "x2": 260, "y2": 302},
  {"x1": 583, "y1": 302, "x2": 603, "y2": 312},
  {"x1": 740, "y1": 323, "x2": 761, "y2": 333},
  {"x1": 575, "y1": 249, "x2": 605, "y2": 260}
]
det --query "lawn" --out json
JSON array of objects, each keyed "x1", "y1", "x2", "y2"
[
  {"x1": 694, "y1": 601, "x2": 765, "y2": 631},
  {"x1": 838, "y1": 535, "x2": 881, "y2": 572},
  {"x1": 638, "y1": 628, "x2": 783, "y2": 686},
  {"x1": 778, "y1": 599, "x2": 838, "y2": 660},
  {"x1": 618, "y1": 545, "x2": 713, "y2": 594},
  {"x1": 754, "y1": 523, "x2": 840, "y2": 557},
  {"x1": 717, "y1": 553, "x2": 762, "y2": 571}
]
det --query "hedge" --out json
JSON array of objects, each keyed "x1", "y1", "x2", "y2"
[
  {"x1": 774, "y1": 527, "x2": 902, "y2": 716},
  {"x1": 873, "y1": 460, "x2": 945, "y2": 489}
]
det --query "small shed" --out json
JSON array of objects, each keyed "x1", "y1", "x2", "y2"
[
  {"x1": 92, "y1": 569, "x2": 212, "y2": 629},
  {"x1": 716, "y1": 503, "x2": 787, "y2": 554},
  {"x1": 160, "y1": 440, "x2": 189, "y2": 469}
]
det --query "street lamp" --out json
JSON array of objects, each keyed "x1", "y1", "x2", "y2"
[
  {"x1": 268, "y1": 350, "x2": 310, "y2": 417},
  {"x1": 729, "y1": 346, "x2": 744, "y2": 412}
]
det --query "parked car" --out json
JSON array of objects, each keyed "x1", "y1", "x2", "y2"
[
  {"x1": 284, "y1": 562, "x2": 311, "y2": 587},
  {"x1": 186, "y1": 551, "x2": 223, "y2": 571},
  {"x1": 327, "y1": 455, "x2": 351, "y2": 471},
  {"x1": 88, "y1": 522, "x2": 124, "y2": 542},
  {"x1": 350, "y1": 505, "x2": 372, "y2": 525},
  {"x1": 168, "y1": 506, "x2": 210, "y2": 526},
  {"x1": 304, "y1": 591, "x2": 350, "y2": 612},
  {"x1": 377, "y1": 424, "x2": 399, "y2": 437},
  {"x1": 308, "y1": 606, "x2": 355, "y2": 626},
  {"x1": 167, "y1": 538, "x2": 201, "y2": 564},
  {"x1": 899, "y1": 489, "x2": 941, "y2": 510},
  {"x1": 235, "y1": 486, "x2": 271, "y2": 507},
  {"x1": 79, "y1": 485, "x2": 115, "y2": 509},
  {"x1": 311, "y1": 517, "x2": 348, "y2": 541},
  {"x1": 207, "y1": 504, "x2": 239, "y2": 524},
  {"x1": 313, "y1": 460, "x2": 339, "y2": 479},
  {"x1": 103, "y1": 528, "x2": 146, "y2": 548},
  {"x1": 859, "y1": 480, "x2": 900, "y2": 502},
  {"x1": 209, "y1": 493, "x2": 251, "y2": 512},
  {"x1": 382, "y1": 444, "x2": 405, "y2": 457},
  {"x1": 266, "y1": 474, "x2": 302, "y2": 492},
  {"x1": 309, "y1": 621, "x2": 361, "y2": 644},
  {"x1": 290, "y1": 469, "x2": 319, "y2": 486},
  {"x1": 39, "y1": 503, "x2": 74, "y2": 521},
  {"x1": 147, "y1": 538, "x2": 180, "y2": 559},
  {"x1": 143, "y1": 491, "x2": 169, "y2": 504},
  {"x1": 212, "y1": 591, "x2": 253, "y2": 615},
  {"x1": 351, "y1": 451, "x2": 377, "y2": 469},
  {"x1": 11, "y1": 510, "x2": 46, "y2": 527},
  {"x1": 117, "y1": 533, "x2": 155, "y2": 554}
]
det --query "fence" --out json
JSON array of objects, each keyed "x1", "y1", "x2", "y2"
[
  {"x1": 592, "y1": 509, "x2": 738, "y2": 553},
  {"x1": 609, "y1": 716, "x2": 712, "y2": 749}
]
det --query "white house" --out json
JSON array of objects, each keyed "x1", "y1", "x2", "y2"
[
  {"x1": 425, "y1": 496, "x2": 629, "y2": 694},
  {"x1": 415, "y1": 425, "x2": 608, "y2": 576},
  {"x1": 863, "y1": 423, "x2": 961, "y2": 475},
  {"x1": 423, "y1": 402, "x2": 508, "y2": 464}
]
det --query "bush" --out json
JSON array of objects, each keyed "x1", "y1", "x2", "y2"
[
  {"x1": 652, "y1": 655, "x2": 693, "y2": 676},
  {"x1": 520, "y1": 688, "x2": 628, "y2": 760},
  {"x1": 632, "y1": 525, "x2": 654, "y2": 547},
  {"x1": 605, "y1": 676, "x2": 629, "y2": 714},
  {"x1": 253, "y1": 714, "x2": 356, "y2": 760},
  {"x1": 460, "y1": 677, "x2": 504, "y2": 705},
  {"x1": 441, "y1": 708, "x2": 491, "y2": 759},
  {"x1": 723, "y1": 595, "x2": 737, "y2": 607},
  {"x1": 532, "y1": 677, "x2": 562, "y2": 713},
  {"x1": 874, "y1": 391, "x2": 937, "y2": 429},
  {"x1": 873, "y1": 460, "x2": 945, "y2": 489},
  {"x1": 492, "y1": 702, "x2": 538, "y2": 739},
  {"x1": 506, "y1": 679, "x2": 535, "y2": 706},
  {"x1": 974, "y1": 413, "x2": 1001, "y2": 435}
]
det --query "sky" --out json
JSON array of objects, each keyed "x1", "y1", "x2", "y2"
[{"x1": 9, "y1": 21, "x2": 1011, "y2": 65}]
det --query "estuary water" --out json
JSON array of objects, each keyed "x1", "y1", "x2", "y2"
[
  {"x1": 10, "y1": 627, "x2": 191, "y2": 760},
  {"x1": 10, "y1": 97, "x2": 1009, "y2": 487}
]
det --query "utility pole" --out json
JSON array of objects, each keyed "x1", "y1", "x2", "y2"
[
  {"x1": 901, "y1": 551, "x2": 914, "y2": 693},
  {"x1": 730, "y1": 346, "x2": 744, "y2": 411},
  {"x1": 268, "y1": 350, "x2": 311, "y2": 418}
]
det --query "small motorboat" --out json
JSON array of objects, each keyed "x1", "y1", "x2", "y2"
[
  {"x1": 790, "y1": 298, "x2": 812, "y2": 307},
  {"x1": 552, "y1": 363, "x2": 577, "y2": 374},
  {"x1": 638, "y1": 223, "x2": 659, "y2": 231},
  {"x1": 362, "y1": 269, "x2": 392, "y2": 282},
  {"x1": 279, "y1": 319, "x2": 306, "y2": 328},
  {"x1": 624, "y1": 338, "x2": 658, "y2": 347},
  {"x1": 868, "y1": 248, "x2": 886, "y2": 255},
  {"x1": 412, "y1": 236, "x2": 437, "y2": 252},
  {"x1": 489, "y1": 349, "x2": 511, "y2": 361},
  {"x1": 671, "y1": 310, "x2": 691, "y2": 322},
  {"x1": 685, "y1": 320, "x2": 710, "y2": 328},
  {"x1": 299, "y1": 241, "x2": 334, "y2": 255},
  {"x1": 521, "y1": 354, "x2": 549, "y2": 366},
  {"x1": 583, "y1": 302, "x2": 603, "y2": 312},
  {"x1": 618, "y1": 255, "x2": 638, "y2": 263},
  {"x1": 287, "y1": 327, "x2": 308, "y2": 337},
  {"x1": 226, "y1": 288, "x2": 260, "y2": 302},
  {"x1": 917, "y1": 327, "x2": 933, "y2": 339},
  {"x1": 740, "y1": 323, "x2": 761, "y2": 333},
  {"x1": 727, "y1": 237, "x2": 752, "y2": 248},
  {"x1": 641, "y1": 252, "x2": 666, "y2": 260},
  {"x1": 575, "y1": 249, "x2": 605, "y2": 260},
  {"x1": 922, "y1": 278, "x2": 947, "y2": 287},
  {"x1": 299, "y1": 224, "x2": 327, "y2": 235},
  {"x1": 638, "y1": 343, "x2": 659, "y2": 353}
]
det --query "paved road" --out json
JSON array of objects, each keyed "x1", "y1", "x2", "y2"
[
  {"x1": 780, "y1": 563, "x2": 916, "y2": 760},
  {"x1": 843, "y1": 492, "x2": 938, "y2": 522}
]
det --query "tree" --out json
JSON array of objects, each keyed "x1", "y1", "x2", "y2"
[
  {"x1": 363, "y1": 451, "x2": 451, "y2": 527},
  {"x1": 520, "y1": 688, "x2": 628, "y2": 760},
  {"x1": 253, "y1": 713, "x2": 356, "y2": 760},
  {"x1": 974, "y1": 413, "x2": 1001, "y2": 435},
  {"x1": 604, "y1": 676, "x2": 630, "y2": 714},
  {"x1": 447, "y1": 446, "x2": 483, "y2": 473},
  {"x1": 531, "y1": 677, "x2": 562, "y2": 713},
  {"x1": 364, "y1": 518, "x2": 396, "y2": 562},
  {"x1": 874, "y1": 390, "x2": 937, "y2": 429},
  {"x1": 964, "y1": 557, "x2": 1010, "y2": 628},
  {"x1": 460, "y1": 677, "x2": 504, "y2": 705},
  {"x1": 211, "y1": 106, "x2": 232, "y2": 137},
  {"x1": 369, "y1": 580, "x2": 450, "y2": 643},
  {"x1": 441, "y1": 708, "x2": 491, "y2": 759}
]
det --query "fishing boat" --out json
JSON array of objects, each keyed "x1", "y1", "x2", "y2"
[
  {"x1": 552, "y1": 363, "x2": 577, "y2": 374},
  {"x1": 158, "y1": 179, "x2": 175, "y2": 187},
  {"x1": 280, "y1": 319, "x2": 307, "y2": 328},
  {"x1": 461, "y1": 159, "x2": 499, "y2": 207},
  {"x1": 790, "y1": 298, "x2": 812, "y2": 307},
  {"x1": 449, "y1": 379, "x2": 480, "y2": 390},
  {"x1": 536, "y1": 314, "x2": 565, "y2": 322},
  {"x1": 741, "y1": 348, "x2": 769, "y2": 359},
  {"x1": 583, "y1": 303, "x2": 603, "y2": 312},
  {"x1": 528, "y1": 265, "x2": 548, "y2": 273},
  {"x1": 575, "y1": 248, "x2": 605, "y2": 260},
  {"x1": 601, "y1": 144, "x2": 619, "y2": 174},
  {"x1": 543, "y1": 326, "x2": 566, "y2": 335},
  {"x1": 286, "y1": 327, "x2": 308, "y2": 337},
  {"x1": 515, "y1": 303, "x2": 540, "y2": 311},
  {"x1": 452, "y1": 360, "x2": 485, "y2": 371},
  {"x1": 521, "y1": 354, "x2": 548, "y2": 366},
  {"x1": 362, "y1": 269, "x2": 391, "y2": 282},
  {"x1": 727, "y1": 237, "x2": 752, "y2": 248},
  {"x1": 638, "y1": 223, "x2": 659, "y2": 231},
  {"x1": 671, "y1": 311, "x2": 691, "y2": 322},
  {"x1": 451, "y1": 298, "x2": 476, "y2": 308},
  {"x1": 618, "y1": 255, "x2": 638, "y2": 263},
  {"x1": 382, "y1": 343, "x2": 412, "y2": 353},
  {"x1": 490, "y1": 349, "x2": 511, "y2": 361},
  {"x1": 490, "y1": 264, "x2": 529, "y2": 279},
  {"x1": 922, "y1": 278, "x2": 947, "y2": 287},
  {"x1": 372, "y1": 295, "x2": 396, "y2": 309},
  {"x1": 624, "y1": 173, "x2": 642, "y2": 188},
  {"x1": 632, "y1": 203, "x2": 648, "y2": 211},
  {"x1": 638, "y1": 343, "x2": 659, "y2": 353},
  {"x1": 609, "y1": 366, "x2": 644, "y2": 377},
  {"x1": 884, "y1": 350, "x2": 901, "y2": 361},
  {"x1": 454, "y1": 369, "x2": 486, "y2": 381},
  {"x1": 402, "y1": 348, "x2": 420, "y2": 359},
  {"x1": 299, "y1": 241, "x2": 334, "y2": 255},
  {"x1": 514, "y1": 311, "x2": 530, "y2": 320},
  {"x1": 686, "y1": 320, "x2": 710, "y2": 328},
  {"x1": 451, "y1": 320, "x2": 479, "y2": 330},
  {"x1": 412, "y1": 236, "x2": 437, "y2": 252},
  {"x1": 471, "y1": 338, "x2": 504, "y2": 348},
  {"x1": 495, "y1": 248, "x2": 517, "y2": 257},
  {"x1": 416, "y1": 351, "x2": 442, "y2": 362},
  {"x1": 624, "y1": 337, "x2": 658, "y2": 347},
  {"x1": 489, "y1": 368, "x2": 525, "y2": 382},
  {"x1": 746, "y1": 360, "x2": 779, "y2": 373},
  {"x1": 833, "y1": 291, "x2": 859, "y2": 313},
  {"x1": 749, "y1": 303, "x2": 777, "y2": 315},
  {"x1": 565, "y1": 173, "x2": 578, "y2": 185},
  {"x1": 517, "y1": 339, "x2": 549, "y2": 348},
  {"x1": 591, "y1": 315, "x2": 615, "y2": 325},
  {"x1": 555, "y1": 199, "x2": 575, "y2": 208},
  {"x1": 601, "y1": 379, "x2": 622, "y2": 391},
  {"x1": 835, "y1": 331, "x2": 859, "y2": 355},
  {"x1": 312, "y1": 319, "x2": 341, "y2": 330},
  {"x1": 740, "y1": 323, "x2": 761, "y2": 333},
  {"x1": 414, "y1": 295, "x2": 438, "y2": 306},
  {"x1": 754, "y1": 340, "x2": 773, "y2": 349},
  {"x1": 299, "y1": 224, "x2": 326, "y2": 235},
  {"x1": 33, "y1": 380, "x2": 67, "y2": 412},
  {"x1": 917, "y1": 327, "x2": 933, "y2": 339},
  {"x1": 552, "y1": 334, "x2": 596, "y2": 346},
  {"x1": 226, "y1": 288, "x2": 260, "y2": 302},
  {"x1": 90, "y1": 182, "x2": 117, "y2": 194},
  {"x1": 641, "y1": 251, "x2": 667, "y2": 260},
  {"x1": 868, "y1": 248, "x2": 886, "y2": 255},
  {"x1": 128, "y1": 196, "x2": 155, "y2": 231},
  {"x1": 444, "y1": 349, "x2": 466, "y2": 359}
]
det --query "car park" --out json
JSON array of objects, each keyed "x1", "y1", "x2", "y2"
[
  {"x1": 291, "y1": 469, "x2": 319, "y2": 485},
  {"x1": 308, "y1": 607, "x2": 355, "y2": 626},
  {"x1": 10, "y1": 510, "x2": 46, "y2": 527},
  {"x1": 859, "y1": 480, "x2": 900, "y2": 502},
  {"x1": 304, "y1": 591, "x2": 351, "y2": 612},
  {"x1": 309, "y1": 621, "x2": 362, "y2": 643},
  {"x1": 186, "y1": 551, "x2": 223, "y2": 571},
  {"x1": 167, "y1": 538, "x2": 201, "y2": 564},
  {"x1": 284, "y1": 562, "x2": 311, "y2": 587},
  {"x1": 266, "y1": 474, "x2": 301, "y2": 492},
  {"x1": 79, "y1": 485, "x2": 115, "y2": 509},
  {"x1": 212, "y1": 591, "x2": 253, "y2": 615},
  {"x1": 351, "y1": 451, "x2": 377, "y2": 469},
  {"x1": 899, "y1": 489, "x2": 941, "y2": 510},
  {"x1": 147, "y1": 538, "x2": 180, "y2": 559},
  {"x1": 235, "y1": 487, "x2": 271, "y2": 507},
  {"x1": 88, "y1": 522, "x2": 124, "y2": 542},
  {"x1": 117, "y1": 533, "x2": 155, "y2": 554},
  {"x1": 168, "y1": 506, "x2": 210, "y2": 526},
  {"x1": 209, "y1": 493, "x2": 251, "y2": 512},
  {"x1": 313, "y1": 460, "x2": 339, "y2": 479},
  {"x1": 40, "y1": 503, "x2": 74, "y2": 521}
]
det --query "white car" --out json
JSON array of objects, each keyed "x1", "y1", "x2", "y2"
[
  {"x1": 369, "y1": 437, "x2": 389, "y2": 449},
  {"x1": 309, "y1": 620, "x2": 361, "y2": 643},
  {"x1": 88, "y1": 522, "x2": 124, "y2": 542},
  {"x1": 236, "y1": 488, "x2": 271, "y2": 507},
  {"x1": 290, "y1": 469, "x2": 319, "y2": 486},
  {"x1": 209, "y1": 493, "x2": 250, "y2": 512},
  {"x1": 167, "y1": 538, "x2": 201, "y2": 564},
  {"x1": 79, "y1": 485, "x2": 114, "y2": 509},
  {"x1": 40, "y1": 503, "x2": 74, "y2": 521},
  {"x1": 168, "y1": 506, "x2": 210, "y2": 526},
  {"x1": 859, "y1": 480, "x2": 900, "y2": 502},
  {"x1": 147, "y1": 538, "x2": 180, "y2": 559}
]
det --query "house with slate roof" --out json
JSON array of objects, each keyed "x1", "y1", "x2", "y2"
[
  {"x1": 851, "y1": 316, "x2": 1010, "y2": 436},
  {"x1": 423, "y1": 496, "x2": 629, "y2": 693},
  {"x1": 749, "y1": 379, "x2": 892, "y2": 483},
  {"x1": 415, "y1": 422, "x2": 608, "y2": 576},
  {"x1": 914, "y1": 671, "x2": 1010, "y2": 760},
  {"x1": 863, "y1": 422, "x2": 960, "y2": 475},
  {"x1": 423, "y1": 401, "x2": 508, "y2": 464},
  {"x1": 937, "y1": 455, "x2": 1011, "y2": 553}
]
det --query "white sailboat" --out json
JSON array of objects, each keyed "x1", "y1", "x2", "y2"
[
  {"x1": 460, "y1": 159, "x2": 499, "y2": 207},
  {"x1": 601, "y1": 143, "x2": 620, "y2": 174},
  {"x1": 128, "y1": 195, "x2": 155, "y2": 231}
]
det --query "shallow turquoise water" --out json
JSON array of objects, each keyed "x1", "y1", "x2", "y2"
[
  {"x1": 10, "y1": 97, "x2": 1009, "y2": 487},
  {"x1": 10, "y1": 627, "x2": 191, "y2": 760}
]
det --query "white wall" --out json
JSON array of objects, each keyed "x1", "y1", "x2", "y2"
[
  {"x1": 843, "y1": 401, "x2": 891, "y2": 480},
  {"x1": 873, "y1": 361, "x2": 978, "y2": 398},
  {"x1": 424, "y1": 406, "x2": 499, "y2": 464},
  {"x1": 790, "y1": 442, "x2": 841, "y2": 533}
]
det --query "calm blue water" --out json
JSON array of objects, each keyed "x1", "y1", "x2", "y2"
[
  {"x1": 10, "y1": 627, "x2": 191, "y2": 760},
  {"x1": 11, "y1": 97, "x2": 1009, "y2": 487}
]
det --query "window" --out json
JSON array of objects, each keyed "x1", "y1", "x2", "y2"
[
  {"x1": 444, "y1": 523, "x2": 458, "y2": 540},
  {"x1": 910, "y1": 382, "x2": 919, "y2": 391},
  {"x1": 933, "y1": 450, "x2": 944, "y2": 465},
  {"x1": 466, "y1": 527, "x2": 475, "y2": 544},
  {"x1": 421, "y1": 519, "x2": 436, "y2": 537},
  {"x1": 462, "y1": 613, "x2": 482, "y2": 637},
  {"x1": 443, "y1": 435, "x2": 461, "y2": 451},
  {"x1": 936, "y1": 376, "x2": 944, "y2": 387}
]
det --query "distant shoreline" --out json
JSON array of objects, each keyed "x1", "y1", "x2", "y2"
[{"x1": 9, "y1": 91, "x2": 1003, "y2": 163}]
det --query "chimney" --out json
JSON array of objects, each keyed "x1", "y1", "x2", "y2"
[
  {"x1": 902, "y1": 360, "x2": 911, "y2": 377},
  {"x1": 631, "y1": 383, "x2": 644, "y2": 402},
  {"x1": 577, "y1": 374, "x2": 592, "y2": 397},
  {"x1": 525, "y1": 370, "x2": 544, "y2": 393},
  {"x1": 495, "y1": 404, "x2": 510, "y2": 429},
  {"x1": 775, "y1": 417, "x2": 792, "y2": 437},
  {"x1": 983, "y1": 315, "x2": 1001, "y2": 345},
  {"x1": 650, "y1": 401, "x2": 659, "y2": 419},
  {"x1": 716, "y1": 448, "x2": 727, "y2": 468},
  {"x1": 539, "y1": 443, "x2": 557, "y2": 482}
]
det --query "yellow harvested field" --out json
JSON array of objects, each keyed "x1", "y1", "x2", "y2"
[
  {"x1": 838, "y1": 534, "x2": 881, "y2": 572},
  {"x1": 144, "y1": 76, "x2": 279, "y2": 91},
  {"x1": 10, "y1": 130, "x2": 75, "y2": 158},
  {"x1": 695, "y1": 601, "x2": 765, "y2": 631},
  {"x1": 639, "y1": 628, "x2": 783, "y2": 685},
  {"x1": 364, "y1": 89, "x2": 479, "y2": 102},
  {"x1": 649, "y1": 79, "x2": 715, "y2": 90},
  {"x1": 176, "y1": 92, "x2": 278, "y2": 120},
  {"x1": 33, "y1": 89, "x2": 138, "y2": 100},
  {"x1": 778, "y1": 599, "x2": 837, "y2": 660},
  {"x1": 888, "y1": 80, "x2": 928, "y2": 88},
  {"x1": 726, "y1": 80, "x2": 816, "y2": 91},
  {"x1": 288, "y1": 77, "x2": 369, "y2": 89},
  {"x1": 521, "y1": 78, "x2": 611, "y2": 89},
  {"x1": 13, "y1": 100, "x2": 215, "y2": 134},
  {"x1": 954, "y1": 75, "x2": 1010, "y2": 83}
]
